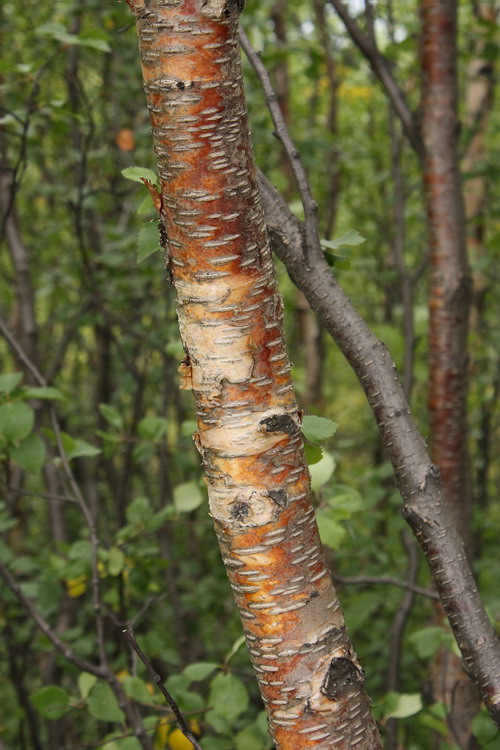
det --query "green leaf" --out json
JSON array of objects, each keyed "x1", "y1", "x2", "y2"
[
  {"x1": 87, "y1": 681, "x2": 125, "y2": 723},
  {"x1": 138, "y1": 415, "x2": 167, "y2": 441},
  {"x1": 321, "y1": 230, "x2": 366, "y2": 251},
  {"x1": 472, "y1": 710, "x2": 500, "y2": 746},
  {"x1": 304, "y1": 444, "x2": 323, "y2": 465},
  {"x1": 24, "y1": 386, "x2": 64, "y2": 401},
  {"x1": 122, "y1": 167, "x2": 158, "y2": 185},
  {"x1": 316, "y1": 513, "x2": 347, "y2": 549},
  {"x1": 173, "y1": 481, "x2": 203, "y2": 513},
  {"x1": 383, "y1": 692, "x2": 422, "y2": 720},
  {"x1": 208, "y1": 673, "x2": 249, "y2": 723},
  {"x1": 0, "y1": 372, "x2": 22, "y2": 393},
  {"x1": 31, "y1": 686, "x2": 70, "y2": 720},
  {"x1": 0, "y1": 402, "x2": 34, "y2": 443},
  {"x1": 301, "y1": 415, "x2": 339, "y2": 443},
  {"x1": 137, "y1": 222, "x2": 161, "y2": 263},
  {"x1": 326, "y1": 484, "x2": 364, "y2": 514},
  {"x1": 126, "y1": 496, "x2": 152, "y2": 525},
  {"x1": 77, "y1": 32, "x2": 111, "y2": 53},
  {"x1": 183, "y1": 662, "x2": 219, "y2": 682},
  {"x1": 102, "y1": 740, "x2": 142, "y2": 750},
  {"x1": 224, "y1": 634, "x2": 245, "y2": 663},
  {"x1": 122, "y1": 676, "x2": 152, "y2": 704},
  {"x1": 408, "y1": 626, "x2": 448, "y2": 659},
  {"x1": 35, "y1": 21, "x2": 67, "y2": 37},
  {"x1": 61, "y1": 433, "x2": 101, "y2": 460},
  {"x1": 309, "y1": 450, "x2": 336, "y2": 491},
  {"x1": 205, "y1": 709, "x2": 232, "y2": 735},
  {"x1": 108, "y1": 547, "x2": 125, "y2": 576},
  {"x1": 99, "y1": 403, "x2": 124, "y2": 430},
  {"x1": 235, "y1": 723, "x2": 270, "y2": 750},
  {"x1": 11, "y1": 433, "x2": 45, "y2": 472},
  {"x1": 137, "y1": 193, "x2": 155, "y2": 215},
  {"x1": 78, "y1": 672, "x2": 97, "y2": 700}
]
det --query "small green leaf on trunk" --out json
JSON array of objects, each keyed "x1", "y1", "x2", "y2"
[
  {"x1": 122, "y1": 167, "x2": 158, "y2": 185},
  {"x1": 309, "y1": 450, "x2": 336, "y2": 491},
  {"x1": 302, "y1": 415, "x2": 339, "y2": 443},
  {"x1": 137, "y1": 223, "x2": 161, "y2": 263}
]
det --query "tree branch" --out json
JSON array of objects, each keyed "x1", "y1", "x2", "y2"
[
  {"x1": 258, "y1": 171, "x2": 500, "y2": 727},
  {"x1": 0, "y1": 559, "x2": 107, "y2": 679},
  {"x1": 327, "y1": 0, "x2": 423, "y2": 158},
  {"x1": 333, "y1": 570, "x2": 437, "y2": 601},
  {"x1": 239, "y1": 27, "x2": 323, "y2": 269},
  {"x1": 122, "y1": 622, "x2": 204, "y2": 750}
]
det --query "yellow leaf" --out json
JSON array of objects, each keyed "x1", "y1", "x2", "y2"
[
  {"x1": 168, "y1": 728, "x2": 194, "y2": 750},
  {"x1": 155, "y1": 718, "x2": 172, "y2": 750},
  {"x1": 189, "y1": 719, "x2": 201, "y2": 736},
  {"x1": 65, "y1": 575, "x2": 87, "y2": 598}
]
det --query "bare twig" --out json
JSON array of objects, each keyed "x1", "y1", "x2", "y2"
[
  {"x1": 122, "y1": 622, "x2": 204, "y2": 750},
  {"x1": 328, "y1": 0, "x2": 423, "y2": 158},
  {"x1": 0, "y1": 309, "x2": 108, "y2": 669},
  {"x1": 334, "y1": 569, "x2": 437, "y2": 600},
  {"x1": 0, "y1": 559, "x2": 107, "y2": 679},
  {"x1": 385, "y1": 531, "x2": 420, "y2": 750},
  {"x1": 239, "y1": 27, "x2": 323, "y2": 269}
]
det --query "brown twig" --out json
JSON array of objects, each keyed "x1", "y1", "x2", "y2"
[
  {"x1": 328, "y1": 0, "x2": 423, "y2": 158},
  {"x1": 0, "y1": 559, "x2": 108, "y2": 679},
  {"x1": 122, "y1": 621, "x2": 204, "y2": 750},
  {"x1": 239, "y1": 26, "x2": 323, "y2": 269},
  {"x1": 334, "y1": 570, "x2": 437, "y2": 600}
]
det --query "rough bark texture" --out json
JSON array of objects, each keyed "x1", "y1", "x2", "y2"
[
  {"x1": 259, "y1": 173, "x2": 500, "y2": 728},
  {"x1": 421, "y1": 0, "x2": 472, "y2": 554},
  {"x1": 130, "y1": 1, "x2": 381, "y2": 747},
  {"x1": 421, "y1": 3, "x2": 480, "y2": 742}
]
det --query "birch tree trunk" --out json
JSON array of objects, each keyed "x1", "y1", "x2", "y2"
[{"x1": 128, "y1": 1, "x2": 381, "y2": 747}]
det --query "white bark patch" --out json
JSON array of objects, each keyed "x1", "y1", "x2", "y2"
[
  {"x1": 201, "y1": 411, "x2": 286, "y2": 455},
  {"x1": 198, "y1": 0, "x2": 235, "y2": 18},
  {"x1": 176, "y1": 278, "x2": 260, "y2": 399},
  {"x1": 181, "y1": 320, "x2": 253, "y2": 399},
  {"x1": 207, "y1": 485, "x2": 276, "y2": 526}
]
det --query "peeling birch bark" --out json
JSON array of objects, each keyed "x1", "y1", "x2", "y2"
[{"x1": 129, "y1": 2, "x2": 381, "y2": 747}]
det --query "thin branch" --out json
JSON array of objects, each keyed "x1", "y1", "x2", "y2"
[
  {"x1": 122, "y1": 622, "x2": 204, "y2": 750},
  {"x1": 0, "y1": 310, "x2": 108, "y2": 669},
  {"x1": 328, "y1": 0, "x2": 423, "y2": 158},
  {"x1": 258, "y1": 171, "x2": 500, "y2": 727},
  {"x1": 0, "y1": 559, "x2": 107, "y2": 679},
  {"x1": 239, "y1": 27, "x2": 323, "y2": 269},
  {"x1": 3, "y1": 484, "x2": 78, "y2": 505},
  {"x1": 334, "y1": 571, "x2": 437, "y2": 600}
]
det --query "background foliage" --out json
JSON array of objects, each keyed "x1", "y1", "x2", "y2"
[{"x1": 0, "y1": 1, "x2": 499, "y2": 748}]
